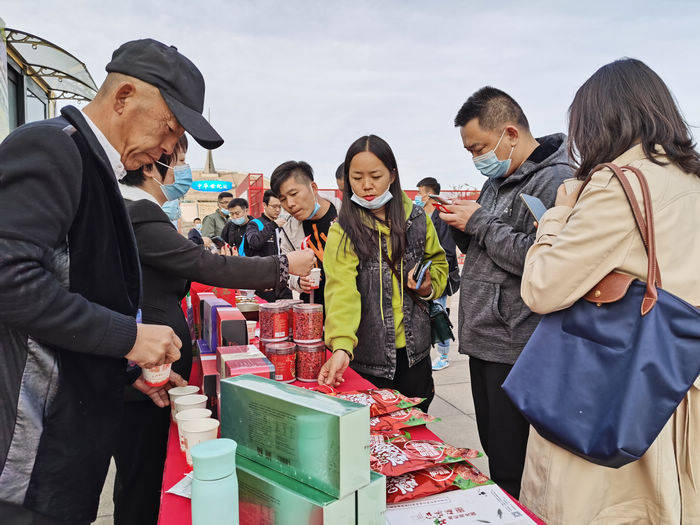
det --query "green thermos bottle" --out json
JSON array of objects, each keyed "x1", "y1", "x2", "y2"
[{"x1": 191, "y1": 438, "x2": 239, "y2": 525}]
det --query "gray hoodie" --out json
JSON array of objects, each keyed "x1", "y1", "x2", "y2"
[{"x1": 453, "y1": 133, "x2": 572, "y2": 364}]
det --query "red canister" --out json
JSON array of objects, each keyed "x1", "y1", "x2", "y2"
[
  {"x1": 266, "y1": 341, "x2": 296, "y2": 383},
  {"x1": 292, "y1": 303, "x2": 323, "y2": 343},
  {"x1": 260, "y1": 303, "x2": 289, "y2": 340},
  {"x1": 295, "y1": 341, "x2": 326, "y2": 382}
]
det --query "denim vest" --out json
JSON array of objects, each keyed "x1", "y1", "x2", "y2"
[{"x1": 351, "y1": 205, "x2": 431, "y2": 379}]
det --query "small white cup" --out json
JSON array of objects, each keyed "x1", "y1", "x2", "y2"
[
  {"x1": 142, "y1": 363, "x2": 171, "y2": 387},
  {"x1": 181, "y1": 418, "x2": 220, "y2": 466},
  {"x1": 175, "y1": 408, "x2": 212, "y2": 452},
  {"x1": 246, "y1": 321, "x2": 257, "y2": 342},
  {"x1": 309, "y1": 268, "x2": 322, "y2": 289},
  {"x1": 168, "y1": 386, "x2": 200, "y2": 420},
  {"x1": 173, "y1": 394, "x2": 208, "y2": 421}
]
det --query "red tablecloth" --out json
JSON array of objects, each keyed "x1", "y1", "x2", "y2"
[{"x1": 158, "y1": 361, "x2": 544, "y2": 524}]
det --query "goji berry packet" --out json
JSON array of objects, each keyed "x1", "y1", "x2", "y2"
[
  {"x1": 335, "y1": 389, "x2": 424, "y2": 417},
  {"x1": 369, "y1": 435, "x2": 482, "y2": 477},
  {"x1": 370, "y1": 408, "x2": 440, "y2": 434},
  {"x1": 385, "y1": 462, "x2": 493, "y2": 503}
]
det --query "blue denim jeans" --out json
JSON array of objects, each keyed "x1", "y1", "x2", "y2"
[{"x1": 436, "y1": 295, "x2": 450, "y2": 357}]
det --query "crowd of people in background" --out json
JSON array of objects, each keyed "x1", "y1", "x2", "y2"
[{"x1": 0, "y1": 35, "x2": 698, "y2": 525}]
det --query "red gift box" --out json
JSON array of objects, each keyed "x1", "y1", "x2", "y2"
[
  {"x1": 197, "y1": 353, "x2": 219, "y2": 417},
  {"x1": 212, "y1": 307, "x2": 247, "y2": 351}
]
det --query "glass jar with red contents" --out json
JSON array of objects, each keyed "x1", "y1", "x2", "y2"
[
  {"x1": 259, "y1": 337, "x2": 288, "y2": 357},
  {"x1": 292, "y1": 304, "x2": 324, "y2": 343},
  {"x1": 266, "y1": 341, "x2": 296, "y2": 383},
  {"x1": 259, "y1": 303, "x2": 289, "y2": 340},
  {"x1": 284, "y1": 299, "x2": 304, "y2": 337},
  {"x1": 295, "y1": 341, "x2": 326, "y2": 382}
]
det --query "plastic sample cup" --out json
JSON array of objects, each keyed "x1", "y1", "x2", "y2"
[
  {"x1": 292, "y1": 303, "x2": 324, "y2": 343},
  {"x1": 173, "y1": 394, "x2": 208, "y2": 420},
  {"x1": 175, "y1": 408, "x2": 212, "y2": 452},
  {"x1": 182, "y1": 418, "x2": 220, "y2": 467},
  {"x1": 266, "y1": 341, "x2": 297, "y2": 383},
  {"x1": 142, "y1": 363, "x2": 171, "y2": 387},
  {"x1": 309, "y1": 268, "x2": 322, "y2": 289}
]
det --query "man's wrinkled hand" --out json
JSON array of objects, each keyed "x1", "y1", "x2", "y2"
[
  {"x1": 439, "y1": 199, "x2": 482, "y2": 232},
  {"x1": 133, "y1": 376, "x2": 170, "y2": 408}
]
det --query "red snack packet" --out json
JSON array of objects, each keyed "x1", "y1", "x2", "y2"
[
  {"x1": 335, "y1": 389, "x2": 424, "y2": 417},
  {"x1": 369, "y1": 435, "x2": 482, "y2": 477},
  {"x1": 370, "y1": 408, "x2": 440, "y2": 434},
  {"x1": 386, "y1": 462, "x2": 493, "y2": 503}
]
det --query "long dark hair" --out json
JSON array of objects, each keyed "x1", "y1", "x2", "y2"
[
  {"x1": 338, "y1": 135, "x2": 407, "y2": 268},
  {"x1": 568, "y1": 58, "x2": 700, "y2": 180}
]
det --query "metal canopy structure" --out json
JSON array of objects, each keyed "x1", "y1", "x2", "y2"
[{"x1": 5, "y1": 28, "x2": 97, "y2": 101}]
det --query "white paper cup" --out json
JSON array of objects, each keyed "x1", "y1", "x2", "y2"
[
  {"x1": 168, "y1": 386, "x2": 200, "y2": 419},
  {"x1": 246, "y1": 321, "x2": 257, "y2": 342},
  {"x1": 181, "y1": 418, "x2": 220, "y2": 466},
  {"x1": 309, "y1": 268, "x2": 321, "y2": 289},
  {"x1": 142, "y1": 363, "x2": 171, "y2": 387},
  {"x1": 175, "y1": 408, "x2": 212, "y2": 452},
  {"x1": 173, "y1": 394, "x2": 208, "y2": 421}
]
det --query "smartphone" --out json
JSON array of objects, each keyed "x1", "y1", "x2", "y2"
[
  {"x1": 211, "y1": 236, "x2": 226, "y2": 249},
  {"x1": 428, "y1": 194, "x2": 453, "y2": 213},
  {"x1": 519, "y1": 194, "x2": 548, "y2": 222},
  {"x1": 412, "y1": 260, "x2": 433, "y2": 289}
]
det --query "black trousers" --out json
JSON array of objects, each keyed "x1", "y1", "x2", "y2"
[
  {"x1": 358, "y1": 349, "x2": 435, "y2": 413},
  {"x1": 113, "y1": 400, "x2": 171, "y2": 525},
  {"x1": 256, "y1": 287, "x2": 292, "y2": 303},
  {"x1": 0, "y1": 502, "x2": 88, "y2": 525},
  {"x1": 469, "y1": 356, "x2": 530, "y2": 499}
]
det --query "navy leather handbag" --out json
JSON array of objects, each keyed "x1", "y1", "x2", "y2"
[{"x1": 503, "y1": 163, "x2": 700, "y2": 468}]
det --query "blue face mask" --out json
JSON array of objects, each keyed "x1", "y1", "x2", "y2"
[
  {"x1": 472, "y1": 130, "x2": 515, "y2": 179},
  {"x1": 161, "y1": 199, "x2": 181, "y2": 221},
  {"x1": 413, "y1": 195, "x2": 425, "y2": 208},
  {"x1": 351, "y1": 189, "x2": 393, "y2": 210},
  {"x1": 232, "y1": 216, "x2": 247, "y2": 226},
  {"x1": 221, "y1": 208, "x2": 230, "y2": 216},
  {"x1": 195, "y1": 223, "x2": 202, "y2": 231},
  {"x1": 157, "y1": 163, "x2": 193, "y2": 201},
  {"x1": 305, "y1": 200, "x2": 321, "y2": 221}
]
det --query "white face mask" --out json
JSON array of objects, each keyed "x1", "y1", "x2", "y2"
[{"x1": 350, "y1": 188, "x2": 393, "y2": 210}]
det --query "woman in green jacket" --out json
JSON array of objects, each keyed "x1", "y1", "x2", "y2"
[{"x1": 318, "y1": 135, "x2": 448, "y2": 410}]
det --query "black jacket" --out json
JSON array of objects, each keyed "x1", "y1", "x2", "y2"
[
  {"x1": 221, "y1": 216, "x2": 253, "y2": 250},
  {"x1": 245, "y1": 214, "x2": 280, "y2": 258},
  {"x1": 0, "y1": 106, "x2": 141, "y2": 522},
  {"x1": 124, "y1": 198, "x2": 283, "y2": 397}
]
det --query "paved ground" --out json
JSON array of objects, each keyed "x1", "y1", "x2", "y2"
[{"x1": 94, "y1": 295, "x2": 485, "y2": 523}]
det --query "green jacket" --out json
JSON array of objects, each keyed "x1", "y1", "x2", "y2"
[{"x1": 324, "y1": 193, "x2": 448, "y2": 359}]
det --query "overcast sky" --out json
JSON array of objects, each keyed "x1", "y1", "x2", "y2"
[{"x1": 4, "y1": 1, "x2": 699, "y2": 189}]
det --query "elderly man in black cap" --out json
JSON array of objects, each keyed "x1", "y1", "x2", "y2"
[{"x1": 0, "y1": 39, "x2": 222, "y2": 525}]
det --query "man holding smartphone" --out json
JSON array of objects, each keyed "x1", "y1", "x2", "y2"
[
  {"x1": 439, "y1": 87, "x2": 571, "y2": 499},
  {"x1": 415, "y1": 177, "x2": 460, "y2": 371}
]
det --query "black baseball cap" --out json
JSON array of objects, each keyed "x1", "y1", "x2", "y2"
[{"x1": 106, "y1": 38, "x2": 223, "y2": 149}]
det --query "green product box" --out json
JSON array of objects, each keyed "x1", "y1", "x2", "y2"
[
  {"x1": 220, "y1": 375, "x2": 370, "y2": 498},
  {"x1": 237, "y1": 455, "x2": 355, "y2": 525},
  {"x1": 356, "y1": 470, "x2": 386, "y2": 525}
]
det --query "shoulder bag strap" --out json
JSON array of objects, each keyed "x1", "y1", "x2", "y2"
[{"x1": 580, "y1": 163, "x2": 661, "y2": 314}]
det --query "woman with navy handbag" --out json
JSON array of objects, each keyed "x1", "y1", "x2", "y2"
[{"x1": 515, "y1": 59, "x2": 700, "y2": 523}]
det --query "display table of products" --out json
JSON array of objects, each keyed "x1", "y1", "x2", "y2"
[{"x1": 158, "y1": 359, "x2": 544, "y2": 524}]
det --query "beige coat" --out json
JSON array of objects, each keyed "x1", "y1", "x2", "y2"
[{"x1": 519, "y1": 144, "x2": 700, "y2": 524}]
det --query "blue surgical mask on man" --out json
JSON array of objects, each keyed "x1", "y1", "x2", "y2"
[
  {"x1": 232, "y1": 216, "x2": 247, "y2": 226},
  {"x1": 162, "y1": 199, "x2": 181, "y2": 221},
  {"x1": 351, "y1": 189, "x2": 393, "y2": 210},
  {"x1": 221, "y1": 208, "x2": 230, "y2": 216},
  {"x1": 156, "y1": 162, "x2": 193, "y2": 200},
  {"x1": 195, "y1": 223, "x2": 202, "y2": 231},
  {"x1": 472, "y1": 129, "x2": 515, "y2": 179},
  {"x1": 305, "y1": 200, "x2": 321, "y2": 221},
  {"x1": 413, "y1": 195, "x2": 425, "y2": 208}
]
